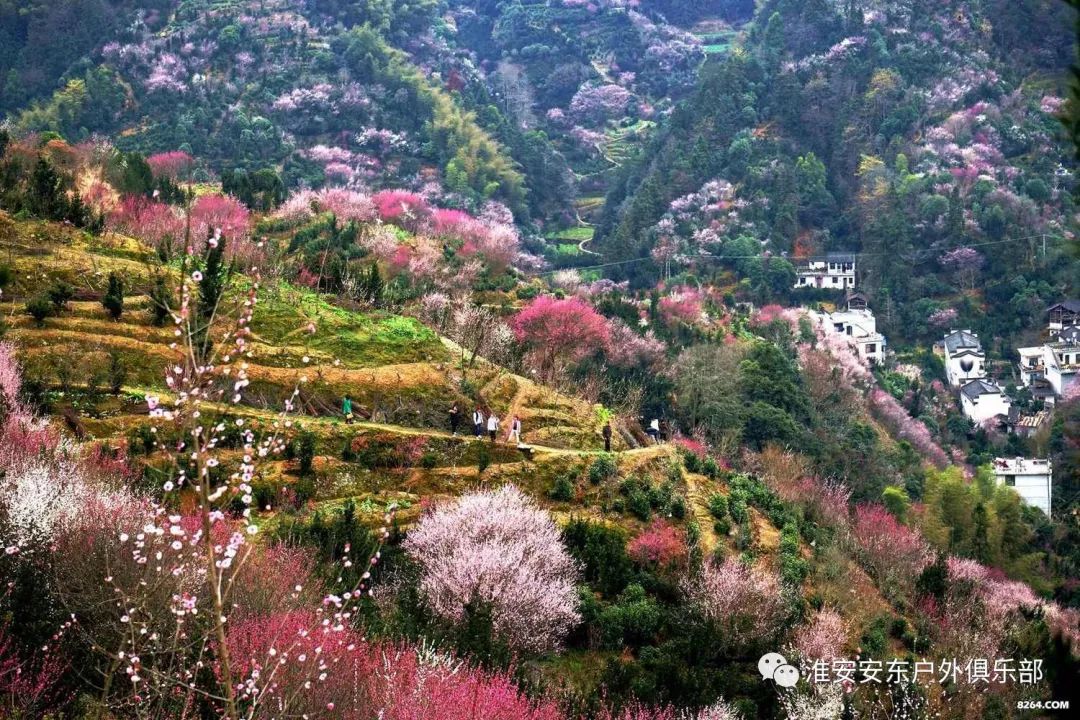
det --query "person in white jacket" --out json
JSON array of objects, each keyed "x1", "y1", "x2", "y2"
[
  {"x1": 473, "y1": 408, "x2": 485, "y2": 437},
  {"x1": 648, "y1": 418, "x2": 661, "y2": 444},
  {"x1": 487, "y1": 413, "x2": 500, "y2": 442},
  {"x1": 507, "y1": 415, "x2": 522, "y2": 445}
]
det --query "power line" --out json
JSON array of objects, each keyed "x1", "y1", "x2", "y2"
[{"x1": 526, "y1": 232, "x2": 1063, "y2": 277}]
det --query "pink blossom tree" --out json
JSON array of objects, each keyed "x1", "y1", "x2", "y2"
[
  {"x1": 512, "y1": 296, "x2": 611, "y2": 383},
  {"x1": 939, "y1": 247, "x2": 984, "y2": 290},
  {"x1": 402, "y1": 486, "x2": 581, "y2": 655},
  {"x1": 682, "y1": 558, "x2": 787, "y2": 647},
  {"x1": 788, "y1": 608, "x2": 847, "y2": 665}
]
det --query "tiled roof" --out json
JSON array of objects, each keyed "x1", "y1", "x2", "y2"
[
  {"x1": 961, "y1": 378, "x2": 1001, "y2": 401},
  {"x1": 943, "y1": 330, "x2": 982, "y2": 354}
]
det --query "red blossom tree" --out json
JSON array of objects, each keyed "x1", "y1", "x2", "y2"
[
  {"x1": 851, "y1": 504, "x2": 932, "y2": 591},
  {"x1": 146, "y1": 151, "x2": 194, "y2": 180},
  {"x1": 628, "y1": 519, "x2": 689, "y2": 569},
  {"x1": 190, "y1": 193, "x2": 252, "y2": 245},
  {"x1": 512, "y1": 296, "x2": 611, "y2": 383}
]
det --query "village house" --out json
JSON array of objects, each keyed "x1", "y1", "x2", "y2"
[
  {"x1": 1017, "y1": 325, "x2": 1080, "y2": 403},
  {"x1": 1047, "y1": 300, "x2": 1080, "y2": 334},
  {"x1": 822, "y1": 292, "x2": 887, "y2": 364},
  {"x1": 1004, "y1": 408, "x2": 1050, "y2": 439},
  {"x1": 794, "y1": 252, "x2": 856, "y2": 290},
  {"x1": 959, "y1": 379, "x2": 1011, "y2": 424},
  {"x1": 991, "y1": 457, "x2": 1052, "y2": 516},
  {"x1": 940, "y1": 330, "x2": 986, "y2": 387}
]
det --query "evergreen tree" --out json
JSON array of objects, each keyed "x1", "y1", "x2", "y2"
[{"x1": 102, "y1": 271, "x2": 124, "y2": 320}]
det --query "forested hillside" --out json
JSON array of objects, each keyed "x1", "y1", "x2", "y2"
[{"x1": 0, "y1": 2, "x2": 1078, "y2": 719}]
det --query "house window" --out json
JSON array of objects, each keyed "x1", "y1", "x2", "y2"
[
  {"x1": 866, "y1": 344, "x2": 877, "y2": 353},
  {"x1": 960, "y1": 359, "x2": 974, "y2": 372},
  {"x1": 1004, "y1": 475, "x2": 1016, "y2": 487}
]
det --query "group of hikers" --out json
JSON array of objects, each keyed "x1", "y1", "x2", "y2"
[
  {"x1": 446, "y1": 404, "x2": 525, "y2": 446},
  {"x1": 342, "y1": 394, "x2": 663, "y2": 452}
]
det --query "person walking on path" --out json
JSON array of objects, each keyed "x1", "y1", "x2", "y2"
[
  {"x1": 449, "y1": 403, "x2": 461, "y2": 436},
  {"x1": 602, "y1": 421, "x2": 612, "y2": 452},
  {"x1": 472, "y1": 407, "x2": 484, "y2": 437},
  {"x1": 507, "y1": 415, "x2": 522, "y2": 445},
  {"x1": 487, "y1": 413, "x2": 500, "y2": 442},
  {"x1": 647, "y1": 418, "x2": 661, "y2": 444},
  {"x1": 342, "y1": 395, "x2": 354, "y2": 424}
]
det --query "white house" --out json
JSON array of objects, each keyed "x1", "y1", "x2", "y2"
[
  {"x1": 941, "y1": 330, "x2": 985, "y2": 387},
  {"x1": 794, "y1": 252, "x2": 856, "y2": 290},
  {"x1": 823, "y1": 300, "x2": 886, "y2": 364},
  {"x1": 1017, "y1": 327, "x2": 1079, "y2": 402},
  {"x1": 960, "y1": 379, "x2": 1011, "y2": 423},
  {"x1": 991, "y1": 457, "x2": 1052, "y2": 516}
]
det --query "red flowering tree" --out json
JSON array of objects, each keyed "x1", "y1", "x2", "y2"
[
  {"x1": 851, "y1": 504, "x2": 932, "y2": 593},
  {"x1": 146, "y1": 151, "x2": 194, "y2": 180},
  {"x1": 190, "y1": 193, "x2": 251, "y2": 245},
  {"x1": 402, "y1": 486, "x2": 580, "y2": 655},
  {"x1": 628, "y1": 519, "x2": 688, "y2": 569},
  {"x1": 512, "y1": 296, "x2": 611, "y2": 383}
]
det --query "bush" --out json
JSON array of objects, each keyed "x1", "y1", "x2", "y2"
[
  {"x1": 342, "y1": 438, "x2": 356, "y2": 462},
  {"x1": 708, "y1": 494, "x2": 729, "y2": 520},
  {"x1": 47, "y1": 280, "x2": 74, "y2": 313},
  {"x1": 294, "y1": 475, "x2": 316, "y2": 506},
  {"x1": 549, "y1": 475, "x2": 574, "y2": 502},
  {"x1": 102, "y1": 271, "x2": 124, "y2": 320},
  {"x1": 588, "y1": 453, "x2": 618, "y2": 484},
  {"x1": 420, "y1": 451, "x2": 438, "y2": 469},
  {"x1": 670, "y1": 496, "x2": 687, "y2": 519},
  {"x1": 107, "y1": 351, "x2": 127, "y2": 394},
  {"x1": 297, "y1": 430, "x2": 317, "y2": 475},
  {"x1": 25, "y1": 295, "x2": 52, "y2": 326},
  {"x1": 627, "y1": 489, "x2": 651, "y2": 521},
  {"x1": 476, "y1": 441, "x2": 490, "y2": 474},
  {"x1": 702, "y1": 456, "x2": 720, "y2": 479}
]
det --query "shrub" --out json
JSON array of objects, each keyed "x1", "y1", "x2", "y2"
[
  {"x1": 46, "y1": 281, "x2": 74, "y2": 313},
  {"x1": 107, "y1": 351, "x2": 127, "y2": 395},
  {"x1": 708, "y1": 494, "x2": 729, "y2": 520},
  {"x1": 588, "y1": 453, "x2": 618, "y2": 484},
  {"x1": 25, "y1": 295, "x2": 51, "y2": 326},
  {"x1": 296, "y1": 430, "x2": 316, "y2": 475},
  {"x1": 702, "y1": 456, "x2": 720, "y2": 479},
  {"x1": 549, "y1": 474, "x2": 574, "y2": 502},
  {"x1": 101, "y1": 271, "x2": 124, "y2": 320},
  {"x1": 627, "y1": 489, "x2": 651, "y2": 521},
  {"x1": 420, "y1": 451, "x2": 438, "y2": 469},
  {"x1": 670, "y1": 496, "x2": 687, "y2": 519},
  {"x1": 476, "y1": 441, "x2": 490, "y2": 473},
  {"x1": 562, "y1": 519, "x2": 633, "y2": 597}
]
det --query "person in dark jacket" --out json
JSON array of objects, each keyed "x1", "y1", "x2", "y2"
[
  {"x1": 602, "y1": 421, "x2": 612, "y2": 452},
  {"x1": 449, "y1": 403, "x2": 460, "y2": 436}
]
